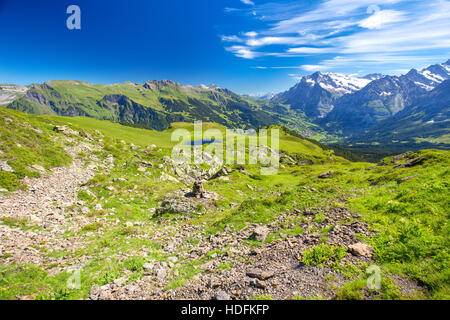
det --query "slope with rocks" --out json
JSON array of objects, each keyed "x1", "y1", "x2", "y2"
[
  {"x1": 5, "y1": 80, "x2": 317, "y2": 135},
  {"x1": 0, "y1": 107, "x2": 448, "y2": 300}
]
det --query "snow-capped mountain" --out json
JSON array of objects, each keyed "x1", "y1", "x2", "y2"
[
  {"x1": 351, "y1": 78, "x2": 450, "y2": 146},
  {"x1": 313, "y1": 72, "x2": 372, "y2": 95},
  {"x1": 404, "y1": 60, "x2": 450, "y2": 91},
  {"x1": 0, "y1": 84, "x2": 28, "y2": 105},
  {"x1": 291, "y1": 72, "x2": 373, "y2": 96},
  {"x1": 320, "y1": 59, "x2": 450, "y2": 136},
  {"x1": 272, "y1": 71, "x2": 378, "y2": 118}
]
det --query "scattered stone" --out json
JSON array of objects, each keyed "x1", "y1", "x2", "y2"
[
  {"x1": 400, "y1": 156, "x2": 425, "y2": 168},
  {"x1": 53, "y1": 125, "x2": 79, "y2": 136},
  {"x1": 155, "y1": 196, "x2": 198, "y2": 216},
  {"x1": 209, "y1": 167, "x2": 230, "y2": 180},
  {"x1": 30, "y1": 164, "x2": 46, "y2": 173},
  {"x1": 318, "y1": 170, "x2": 335, "y2": 179},
  {"x1": 348, "y1": 242, "x2": 373, "y2": 258},
  {"x1": 251, "y1": 279, "x2": 266, "y2": 289},
  {"x1": 104, "y1": 155, "x2": 114, "y2": 165},
  {"x1": 249, "y1": 226, "x2": 269, "y2": 242},
  {"x1": 168, "y1": 256, "x2": 178, "y2": 263},
  {"x1": 215, "y1": 291, "x2": 231, "y2": 300},
  {"x1": 0, "y1": 161, "x2": 14, "y2": 173},
  {"x1": 94, "y1": 203, "x2": 103, "y2": 211},
  {"x1": 392, "y1": 152, "x2": 413, "y2": 161},
  {"x1": 155, "y1": 268, "x2": 166, "y2": 281},
  {"x1": 246, "y1": 268, "x2": 275, "y2": 280},
  {"x1": 397, "y1": 175, "x2": 419, "y2": 184},
  {"x1": 142, "y1": 263, "x2": 154, "y2": 272},
  {"x1": 160, "y1": 172, "x2": 179, "y2": 183}
]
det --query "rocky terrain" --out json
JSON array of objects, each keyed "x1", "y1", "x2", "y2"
[{"x1": 0, "y1": 107, "x2": 447, "y2": 300}]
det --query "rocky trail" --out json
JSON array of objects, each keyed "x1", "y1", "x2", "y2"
[
  {"x1": 0, "y1": 129, "x2": 426, "y2": 300},
  {"x1": 0, "y1": 139, "x2": 100, "y2": 273},
  {"x1": 89, "y1": 206, "x2": 409, "y2": 300}
]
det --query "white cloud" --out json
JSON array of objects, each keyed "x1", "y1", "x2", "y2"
[
  {"x1": 301, "y1": 64, "x2": 329, "y2": 72},
  {"x1": 358, "y1": 9, "x2": 406, "y2": 29},
  {"x1": 299, "y1": 54, "x2": 450, "y2": 73},
  {"x1": 221, "y1": 35, "x2": 243, "y2": 42},
  {"x1": 246, "y1": 36, "x2": 306, "y2": 47},
  {"x1": 221, "y1": 0, "x2": 450, "y2": 71},
  {"x1": 226, "y1": 46, "x2": 260, "y2": 59},
  {"x1": 287, "y1": 47, "x2": 335, "y2": 54},
  {"x1": 240, "y1": 0, "x2": 255, "y2": 6},
  {"x1": 244, "y1": 31, "x2": 258, "y2": 37}
]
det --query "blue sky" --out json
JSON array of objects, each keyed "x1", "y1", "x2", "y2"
[{"x1": 0, "y1": 0, "x2": 449, "y2": 94}]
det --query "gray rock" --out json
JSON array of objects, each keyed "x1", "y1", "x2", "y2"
[
  {"x1": 30, "y1": 164, "x2": 46, "y2": 173},
  {"x1": 215, "y1": 291, "x2": 231, "y2": 300},
  {"x1": 249, "y1": 225, "x2": 269, "y2": 242},
  {"x1": 318, "y1": 170, "x2": 335, "y2": 179},
  {"x1": 155, "y1": 268, "x2": 166, "y2": 281},
  {"x1": 142, "y1": 263, "x2": 154, "y2": 272},
  {"x1": 53, "y1": 125, "x2": 79, "y2": 136},
  {"x1": 348, "y1": 242, "x2": 373, "y2": 257},
  {"x1": 246, "y1": 268, "x2": 275, "y2": 280},
  {"x1": 0, "y1": 161, "x2": 14, "y2": 173}
]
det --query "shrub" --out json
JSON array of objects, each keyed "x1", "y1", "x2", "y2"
[{"x1": 302, "y1": 244, "x2": 347, "y2": 268}]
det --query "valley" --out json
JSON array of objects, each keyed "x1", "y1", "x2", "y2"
[{"x1": 2, "y1": 59, "x2": 449, "y2": 159}]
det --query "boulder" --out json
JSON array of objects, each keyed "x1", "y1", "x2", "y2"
[
  {"x1": 30, "y1": 164, "x2": 46, "y2": 173},
  {"x1": 348, "y1": 242, "x2": 373, "y2": 258},
  {"x1": 215, "y1": 291, "x2": 231, "y2": 300},
  {"x1": 318, "y1": 170, "x2": 335, "y2": 179},
  {"x1": 249, "y1": 225, "x2": 269, "y2": 242},
  {"x1": 53, "y1": 125, "x2": 79, "y2": 136},
  {"x1": 0, "y1": 161, "x2": 14, "y2": 173},
  {"x1": 246, "y1": 268, "x2": 275, "y2": 280},
  {"x1": 397, "y1": 175, "x2": 419, "y2": 184},
  {"x1": 155, "y1": 197, "x2": 197, "y2": 216},
  {"x1": 160, "y1": 172, "x2": 179, "y2": 183}
]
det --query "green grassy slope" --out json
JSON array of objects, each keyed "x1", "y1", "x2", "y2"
[
  {"x1": 6, "y1": 80, "x2": 322, "y2": 136},
  {"x1": 0, "y1": 107, "x2": 448, "y2": 300}
]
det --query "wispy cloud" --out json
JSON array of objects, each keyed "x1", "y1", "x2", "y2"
[
  {"x1": 220, "y1": 0, "x2": 450, "y2": 73},
  {"x1": 240, "y1": 0, "x2": 255, "y2": 6}
]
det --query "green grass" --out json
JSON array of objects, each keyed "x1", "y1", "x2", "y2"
[
  {"x1": 0, "y1": 106, "x2": 448, "y2": 300},
  {"x1": 0, "y1": 107, "x2": 72, "y2": 191},
  {"x1": 302, "y1": 244, "x2": 347, "y2": 268}
]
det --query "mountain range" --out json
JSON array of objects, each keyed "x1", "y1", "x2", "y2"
[
  {"x1": 1, "y1": 59, "x2": 449, "y2": 151},
  {"x1": 4, "y1": 80, "x2": 305, "y2": 132}
]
